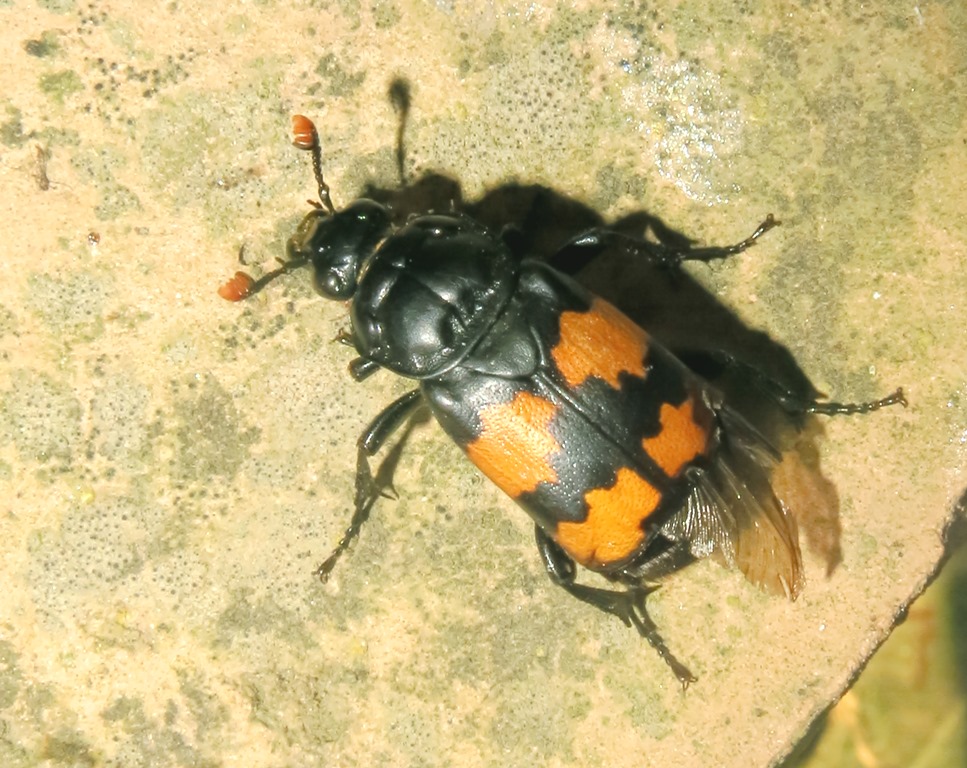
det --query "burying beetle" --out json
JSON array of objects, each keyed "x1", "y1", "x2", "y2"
[{"x1": 220, "y1": 102, "x2": 904, "y2": 685}]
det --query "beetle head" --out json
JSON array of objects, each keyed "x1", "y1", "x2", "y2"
[
  {"x1": 216, "y1": 115, "x2": 394, "y2": 304},
  {"x1": 286, "y1": 200, "x2": 392, "y2": 300}
]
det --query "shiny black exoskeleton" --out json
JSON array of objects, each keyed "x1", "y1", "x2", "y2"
[
  {"x1": 220, "y1": 113, "x2": 904, "y2": 685},
  {"x1": 290, "y1": 204, "x2": 519, "y2": 379}
]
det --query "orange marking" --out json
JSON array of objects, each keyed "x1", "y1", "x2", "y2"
[
  {"x1": 555, "y1": 468, "x2": 661, "y2": 569},
  {"x1": 552, "y1": 299, "x2": 649, "y2": 389},
  {"x1": 465, "y1": 391, "x2": 560, "y2": 498},
  {"x1": 642, "y1": 399, "x2": 712, "y2": 478}
]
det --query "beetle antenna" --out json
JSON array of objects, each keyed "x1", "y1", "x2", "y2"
[
  {"x1": 388, "y1": 77, "x2": 412, "y2": 187},
  {"x1": 291, "y1": 114, "x2": 336, "y2": 215}
]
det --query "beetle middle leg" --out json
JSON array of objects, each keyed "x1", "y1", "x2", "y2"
[
  {"x1": 316, "y1": 388, "x2": 425, "y2": 581},
  {"x1": 548, "y1": 215, "x2": 779, "y2": 276},
  {"x1": 534, "y1": 526, "x2": 697, "y2": 686}
]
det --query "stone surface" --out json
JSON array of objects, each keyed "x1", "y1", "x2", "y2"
[{"x1": 1, "y1": 2, "x2": 964, "y2": 766}]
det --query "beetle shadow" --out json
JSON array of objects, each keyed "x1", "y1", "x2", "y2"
[{"x1": 350, "y1": 78, "x2": 844, "y2": 576}]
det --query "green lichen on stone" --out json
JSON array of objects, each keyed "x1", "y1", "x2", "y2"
[{"x1": 39, "y1": 70, "x2": 83, "y2": 104}]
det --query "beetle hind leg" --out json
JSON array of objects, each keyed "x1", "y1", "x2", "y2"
[
  {"x1": 805, "y1": 387, "x2": 906, "y2": 415},
  {"x1": 678, "y1": 348, "x2": 906, "y2": 421},
  {"x1": 534, "y1": 526, "x2": 696, "y2": 686}
]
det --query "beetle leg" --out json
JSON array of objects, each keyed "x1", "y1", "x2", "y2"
[
  {"x1": 673, "y1": 214, "x2": 779, "y2": 264},
  {"x1": 688, "y1": 350, "x2": 907, "y2": 417},
  {"x1": 805, "y1": 388, "x2": 906, "y2": 416},
  {"x1": 617, "y1": 534, "x2": 697, "y2": 584},
  {"x1": 355, "y1": 389, "x2": 424, "y2": 505},
  {"x1": 316, "y1": 389, "x2": 425, "y2": 581},
  {"x1": 534, "y1": 526, "x2": 696, "y2": 686},
  {"x1": 548, "y1": 215, "x2": 779, "y2": 276},
  {"x1": 349, "y1": 357, "x2": 381, "y2": 382}
]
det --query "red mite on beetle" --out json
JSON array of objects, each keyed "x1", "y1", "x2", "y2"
[{"x1": 220, "y1": 112, "x2": 905, "y2": 685}]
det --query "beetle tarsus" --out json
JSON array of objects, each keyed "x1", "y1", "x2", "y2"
[
  {"x1": 551, "y1": 214, "x2": 780, "y2": 277},
  {"x1": 625, "y1": 587, "x2": 697, "y2": 688},
  {"x1": 690, "y1": 350, "x2": 906, "y2": 419},
  {"x1": 807, "y1": 386, "x2": 907, "y2": 415},
  {"x1": 316, "y1": 446, "x2": 381, "y2": 583},
  {"x1": 668, "y1": 213, "x2": 780, "y2": 265},
  {"x1": 316, "y1": 497, "x2": 375, "y2": 582}
]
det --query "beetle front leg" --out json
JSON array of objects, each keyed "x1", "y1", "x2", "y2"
[
  {"x1": 316, "y1": 389, "x2": 425, "y2": 581},
  {"x1": 534, "y1": 526, "x2": 696, "y2": 686}
]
